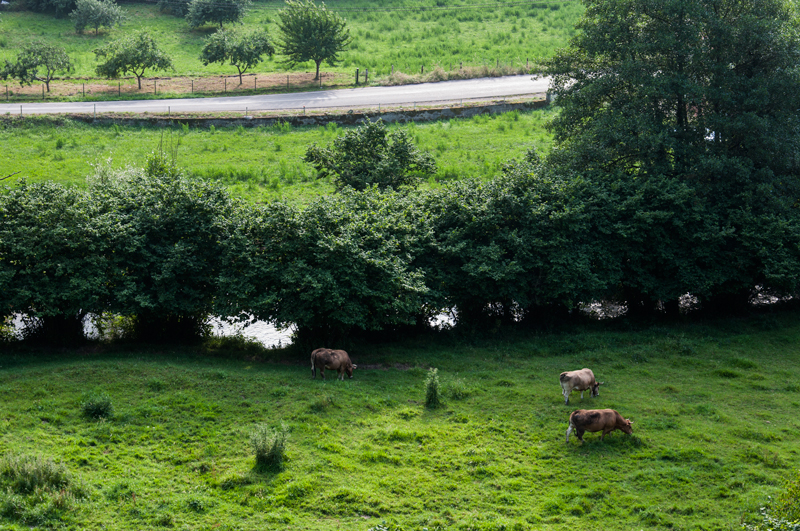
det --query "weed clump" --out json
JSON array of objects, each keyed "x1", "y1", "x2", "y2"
[
  {"x1": 425, "y1": 368, "x2": 441, "y2": 408},
  {"x1": 251, "y1": 422, "x2": 288, "y2": 471},
  {"x1": 81, "y1": 391, "x2": 114, "y2": 419}
]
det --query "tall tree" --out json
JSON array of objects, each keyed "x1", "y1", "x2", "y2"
[
  {"x1": 277, "y1": 0, "x2": 351, "y2": 81},
  {"x1": 94, "y1": 31, "x2": 174, "y2": 89},
  {"x1": 543, "y1": 0, "x2": 800, "y2": 313},
  {"x1": 70, "y1": 0, "x2": 125, "y2": 35},
  {"x1": 200, "y1": 29, "x2": 275, "y2": 85},
  {"x1": 544, "y1": 0, "x2": 800, "y2": 184},
  {"x1": 1, "y1": 42, "x2": 72, "y2": 92},
  {"x1": 186, "y1": 0, "x2": 250, "y2": 29}
]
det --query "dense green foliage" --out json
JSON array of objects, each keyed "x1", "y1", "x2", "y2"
[
  {"x1": 543, "y1": 0, "x2": 800, "y2": 317},
  {"x1": 185, "y1": 0, "x2": 250, "y2": 29},
  {"x1": 94, "y1": 31, "x2": 175, "y2": 89},
  {"x1": 1, "y1": 317, "x2": 800, "y2": 529},
  {"x1": 0, "y1": 42, "x2": 72, "y2": 92},
  {"x1": 200, "y1": 28, "x2": 275, "y2": 84},
  {"x1": 277, "y1": 0, "x2": 352, "y2": 80},
  {"x1": 305, "y1": 118, "x2": 436, "y2": 191},
  {"x1": 69, "y1": 0, "x2": 125, "y2": 36}
]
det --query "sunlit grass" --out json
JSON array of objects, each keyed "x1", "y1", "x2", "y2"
[
  {"x1": 1, "y1": 107, "x2": 556, "y2": 203},
  {"x1": 1, "y1": 311, "x2": 799, "y2": 529}
]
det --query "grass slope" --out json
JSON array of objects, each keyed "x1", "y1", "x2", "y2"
[
  {"x1": 1, "y1": 313, "x2": 799, "y2": 529},
  {"x1": 0, "y1": 1, "x2": 582, "y2": 82},
  {"x1": 1, "y1": 107, "x2": 555, "y2": 202}
]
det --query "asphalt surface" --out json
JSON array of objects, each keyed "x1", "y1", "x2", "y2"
[{"x1": 0, "y1": 75, "x2": 551, "y2": 116}]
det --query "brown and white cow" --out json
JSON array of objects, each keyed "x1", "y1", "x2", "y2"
[
  {"x1": 559, "y1": 368, "x2": 603, "y2": 405},
  {"x1": 311, "y1": 348, "x2": 357, "y2": 380},
  {"x1": 566, "y1": 409, "x2": 633, "y2": 443}
]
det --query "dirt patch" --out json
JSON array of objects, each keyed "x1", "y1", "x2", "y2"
[
  {"x1": 2, "y1": 72, "x2": 354, "y2": 101},
  {"x1": 357, "y1": 363, "x2": 413, "y2": 371}
]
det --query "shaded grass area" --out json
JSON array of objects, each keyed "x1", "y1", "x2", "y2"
[
  {"x1": 1, "y1": 312, "x2": 800, "y2": 529},
  {"x1": 0, "y1": 1, "x2": 582, "y2": 82},
  {"x1": 0, "y1": 107, "x2": 555, "y2": 202}
]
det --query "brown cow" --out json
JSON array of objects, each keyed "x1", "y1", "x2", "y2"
[
  {"x1": 311, "y1": 348, "x2": 357, "y2": 381},
  {"x1": 566, "y1": 409, "x2": 633, "y2": 443},
  {"x1": 559, "y1": 368, "x2": 603, "y2": 405}
]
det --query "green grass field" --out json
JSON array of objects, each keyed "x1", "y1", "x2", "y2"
[
  {"x1": 1, "y1": 107, "x2": 555, "y2": 202},
  {"x1": 1, "y1": 312, "x2": 799, "y2": 529},
  {"x1": 0, "y1": 0, "x2": 582, "y2": 83}
]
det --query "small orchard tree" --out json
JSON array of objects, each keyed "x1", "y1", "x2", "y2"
[
  {"x1": 70, "y1": 0, "x2": 125, "y2": 35},
  {"x1": 277, "y1": 0, "x2": 351, "y2": 80},
  {"x1": 200, "y1": 28, "x2": 274, "y2": 85},
  {"x1": 186, "y1": 0, "x2": 250, "y2": 29},
  {"x1": 304, "y1": 118, "x2": 436, "y2": 191},
  {"x1": 94, "y1": 31, "x2": 174, "y2": 89},
  {"x1": 1, "y1": 42, "x2": 72, "y2": 92}
]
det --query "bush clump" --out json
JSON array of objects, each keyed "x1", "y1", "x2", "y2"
[
  {"x1": 81, "y1": 391, "x2": 114, "y2": 419},
  {"x1": 251, "y1": 422, "x2": 289, "y2": 471},
  {"x1": 425, "y1": 368, "x2": 441, "y2": 409}
]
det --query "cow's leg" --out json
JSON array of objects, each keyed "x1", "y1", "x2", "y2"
[
  {"x1": 580, "y1": 390, "x2": 584, "y2": 399},
  {"x1": 339, "y1": 369, "x2": 345, "y2": 381},
  {"x1": 575, "y1": 429, "x2": 585, "y2": 442},
  {"x1": 312, "y1": 363, "x2": 316, "y2": 379},
  {"x1": 566, "y1": 423, "x2": 573, "y2": 443},
  {"x1": 320, "y1": 368, "x2": 325, "y2": 380}
]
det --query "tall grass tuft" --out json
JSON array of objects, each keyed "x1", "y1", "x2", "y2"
[
  {"x1": 425, "y1": 368, "x2": 441, "y2": 408},
  {"x1": 251, "y1": 422, "x2": 289, "y2": 471},
  {"x1": 0, "y1": 454, "x2": 71, "y2": 494}
]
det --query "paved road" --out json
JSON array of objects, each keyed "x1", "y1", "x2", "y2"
[{"x1": 0, "y1": 75, "x2": 551, "y2": 116}]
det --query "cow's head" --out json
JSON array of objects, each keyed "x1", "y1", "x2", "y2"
[
  {"x1": 346, "y1": 364, "x2": 357, "y2": 378},
  {"x1": 591, "y1": 381, "x2": 604, "y2": 397},
  {"x1": 621, "y1": 418, "x2": 633, "y2": 435}
]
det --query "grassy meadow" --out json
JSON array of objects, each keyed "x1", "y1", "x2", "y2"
[
  {"x1": 0, "y1": 0, "x2": 581, "y2": 90},
  {"x1": 2, "y1": 312, "x2": 800, "y2": 530},
  {"x1": 1, "y1": 107, "x2": 555, "y2": 202}
]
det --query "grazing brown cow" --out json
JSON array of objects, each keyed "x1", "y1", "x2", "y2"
[
  {"x1": 311, "y1": 348, "x2": 357, "y2": 380},
  {"x1": 559, "y1": 368, "x2": 603, "y2": 405},
  {"x1": 566, "y1": 409, "x2": 633, "y2": 443}
]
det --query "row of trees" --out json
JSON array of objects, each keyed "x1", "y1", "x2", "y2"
[
  {"x1": 1, "y1": 0, "x2": 350, "y2": 92},
  {"x1": 2, "y1": 134, "x2": 799, "y2": 345}
]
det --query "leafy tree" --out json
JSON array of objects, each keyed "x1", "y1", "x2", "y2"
[
  {"x1": 90, "y1": 155, "x2": 237, "y2": 343},
  {"x1": 218, "y1": 188, "x2": 430, "y2": 346},
  {"x1": 1, "y1": 42, "x2": 72, "y2": 92},
  {"x1": 200, "y1": 28, "x2": 274, "y2": 85},
  {"x1": 276, "y1": 0, "x2": 351, "y2": 80},
  {"x1": 186, "y1": 0, "x2": 250, "y2": 29},
  {"x1": 543, "y1": 0, "x2": 800, "y2": 314},
  {"x1": 94, "y1": 31, "x2": 174, "y2": 89},
  {"x1": 22, "y1": 0, "x2": 76, "y2": 17},
  {"x1": 70, "y1": 0, "x2": 125, "y2": 35},
  {"x1": 545, "y1": 0, "x2": 800, "y2": 183},
  {"x1": 304, "y1": 118, "x2": 436, "y2": 191},
  {"x1": 0, "y1": 181, "x2": 108, "y2": 345}
]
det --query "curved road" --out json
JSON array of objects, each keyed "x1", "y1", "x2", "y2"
[{"x1": 0, "y1": 75, "x2": 551, "y2": 116}]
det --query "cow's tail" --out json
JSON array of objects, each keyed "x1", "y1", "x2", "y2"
[{"x1": 311, "y1": 354, "x2": 316, "y2": 379}]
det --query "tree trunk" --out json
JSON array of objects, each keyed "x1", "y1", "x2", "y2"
[
  {"x1": 238, "y1": 68, "x2": 243, "y2": 85},
  {"x1": 45, "y1": 80, "x2": 50, "y2": 92},
  {"x1": 314, "y1": 60, "x2": 321, "y2": 81},
  {"x1": 137, "y1": 75, "x2": 142, "y2": 90}
]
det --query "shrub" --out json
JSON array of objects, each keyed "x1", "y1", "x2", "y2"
[
  {"x1": 81, "y1": 391, "x2": 114, "y2": 419},
  {"x1": 251, "y1": 422, "x2": 288, "y2": 471},
  {"x1": 425, "y1": 368, "x2": 441, "y2": 408}
]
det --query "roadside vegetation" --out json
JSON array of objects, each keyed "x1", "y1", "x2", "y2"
[
  {"x1": 1, "y1": 312, "x2": 800, "y2": 530},
  {"x1": 0, "y1": 107, "x2": 556, "y2": 202}
]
